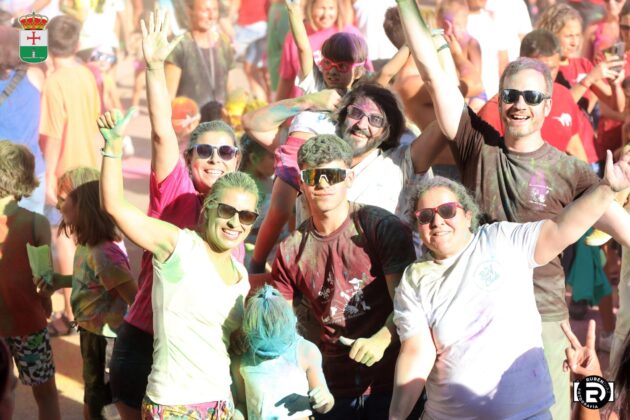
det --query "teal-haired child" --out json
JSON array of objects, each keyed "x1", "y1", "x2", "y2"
[{"x1": 232, "y1": 285, "x2": 334, "y2": 419}]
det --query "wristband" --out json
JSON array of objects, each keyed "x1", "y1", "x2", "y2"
[
  {"x1": 437, "y1": 44, "x2": 450, "y2": 53},
  {"x1": 101, "y1": 148, "x2": 122, "y2": 159}
]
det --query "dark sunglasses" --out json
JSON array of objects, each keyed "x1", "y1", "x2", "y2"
[
  {"x1": 216, "y1": 203, "x2": 258, "y2": 225},
  {"x1": 90, "y1": 51, "x2": 117, "y2": 65},
  {"x1": 500, "y1": 89, "x2": 550, "y2": 106},
  {"x1": 191, "y1": 144, "x2": 239, "y2": 161},
  {"x1": 319, "y1": 57, "x2": 365, "y2": 73},
  {"x1": 415, "y1": 202, "x2": 464, "y2": 225},
  {"x1": 621, "y1": 24, "x2": 630, "y2": 31},
  {"x1": 300, "y1": 168, "x2": 348, "y2": 186},
  {"x1": 347, "y1": 105, "x2": 386, "y2": 128}
]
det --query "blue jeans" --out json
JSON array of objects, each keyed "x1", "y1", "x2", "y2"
[{"x1": 314, "y1": 392, "x2": 425, "y2": 420}]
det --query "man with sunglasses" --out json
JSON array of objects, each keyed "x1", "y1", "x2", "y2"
[
  {"x1": 397, "y1": 1, "x2": 630, "y2": 418},
  {"x1": 271, "y1": 135, "x2": 420, "y2": 418}
]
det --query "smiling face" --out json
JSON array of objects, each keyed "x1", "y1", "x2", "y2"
[
  {"x1": 187, "y1": 131, "x2": 240, "y2": 195},
  {"x1": 205, "y1": 188, "x2": 257, "y2": 253},
  {"x1": 499, "y1": 68, "x2": 551, "y2": 142},
  {"x1": 310, "y1": 0, "x2": 338, "y2": 31},
  {"x1": 320, "y1": 59, "x2": 360, "y2": 90},
  {"x1": 556, "y1": 18, "x2": 582, "y2": 59},
  {"x1": 189, "y1": 0, "x2": 219, "y2": 32},
  {"x1": 340, "y1": 97, "x2": 387, "y2": 158},
  {"x1": 416, "y1": 187, "x2": 473, "y2": 260},
  {"x1": 299, "y1": 160, "x2": 353, "y2": 215}
]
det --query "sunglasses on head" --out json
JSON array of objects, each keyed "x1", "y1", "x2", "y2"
[
  {"x1": 216, "y1": 203, "x2": 258, "y2": 225},
  {"x1": 318, "y1": 57, "x2": 365, "y2": 73},
  {"x1": 415, "y1": 202, "x2": 464, "y2": 225},
  {"x1": 346, "y1": 105, "x2": 386, "y2": 128},
  {"x1": 300, "y1": 168, "x2": 348, "y2": 186},
  {"x1": 500, "y1": 89, "x2": 550, "y2": 106},
  {"x1": 191, "y1": 144, "x2": 238, "y2": 161}
]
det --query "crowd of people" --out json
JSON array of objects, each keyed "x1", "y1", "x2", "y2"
[{"x1": 2, "y1": 0, "x2": 630, "y2": 419}]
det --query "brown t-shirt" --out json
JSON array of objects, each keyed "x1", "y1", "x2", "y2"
[
  {"x1": 271, "y1": 203, "x2": 416, "y2": 398},
  {"x1": 452, "y1": 106, "x2": 599, "y2": 321}
]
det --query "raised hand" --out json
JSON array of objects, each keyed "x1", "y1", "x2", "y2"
[
  {"x1": 561, "y1": 320, "x2": 602, "y2": 379},
  {"x1": 603, "y1": 148, "x2": 630, "y2": 192},
  {"x1": 97, "y1": 108, "x2": 138, "y2": 145},
  {"x1": 140, "y1": 8, "x2": 184, "y2": 69},
  {"x1": 308, "y1": 385, "x2": 334, "y2": 413}
]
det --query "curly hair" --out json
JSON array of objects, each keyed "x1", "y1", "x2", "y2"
[
  {"x1": 0, "y1": 140, "x2": 38, "y2": 201},
  {"x1": 297, "y1": 134, "x2": 353, "y2": 169},
  {"x1": 535, "y1": 3, "x2": 582, "y2": 36},
  {"x1": 334, "y1": 82, "x2": 405, "y2": 152}
]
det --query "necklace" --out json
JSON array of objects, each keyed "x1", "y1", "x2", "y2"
[{"x1": 192, "y1": 30, "x2": 218, "y2": 102}]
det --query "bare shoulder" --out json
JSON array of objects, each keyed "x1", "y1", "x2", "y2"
[
  {"x1": 297, "y1": 338, "x2": 322, "y2": 368},
  {"x1": 26, "y1": 66, "x2": 45, "y2": 91}
]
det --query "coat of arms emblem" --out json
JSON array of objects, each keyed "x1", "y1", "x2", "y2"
[{"x1": 18, "y1": 12, "x2": 48, "y2": 64}]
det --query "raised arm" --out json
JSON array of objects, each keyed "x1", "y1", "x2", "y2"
[
  {"x1": 373, "y1": 45, "x2": 411, "y2": 87},
  {"x1": 141, "y1": 9, "x2": 185, "y2": 182},
  {"x1": 285, "y1": 0, "x2": 313, "y2": 81},
  {"x1": 535, "y1": 150, "x2": 630, "y2": 265},
  {"x1": 242, "y1": 89, "x2": 341, "y2": 150},
  {"x1": 397, "y1": 0, "x2": 465, "y2": 140},
  {"x1": 99, "y1": 109, "x2": 180, "y2": 263}
]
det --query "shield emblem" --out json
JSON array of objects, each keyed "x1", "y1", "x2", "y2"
[{"x1": 18, "y1": 12, "x2": 48, "y2": 64}]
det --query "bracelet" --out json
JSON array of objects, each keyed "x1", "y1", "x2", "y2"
[
  {"x1": 437, "y1": 44, "x2": 450, "y2": 53},
  {"x1": 101, "y1": 148, "x2": 122, "y2": 159}
]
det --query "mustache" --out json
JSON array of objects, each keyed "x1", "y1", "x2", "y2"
[{"x1": 349, "y1": 127, "x2": 371, "y2": 137}]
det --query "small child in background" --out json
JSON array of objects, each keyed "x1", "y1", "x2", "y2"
[
  {"x1": 0, "y1": 140, "x2": 61, "y2": 420},
  {"x1": 36, "y1": 167, "x2": 137, "y2": 419},
  {"x1": 232, "y1": 285, "x2": 334, "y2": 419}
]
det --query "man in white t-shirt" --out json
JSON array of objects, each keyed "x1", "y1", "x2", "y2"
[{"x1": 389, "y1": 155, "x2": 630, "y2": 418}]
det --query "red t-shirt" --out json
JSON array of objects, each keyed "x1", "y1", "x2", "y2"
[
  {"x1": 477, "y1": 82, "x2": 580, "y2": 152},
  {"x1": 279, "y1": 24, "x2": 369, "y2": 98},
  {"x1": 237, "y1": 0, "x2": 267, "y2": 26},
  {"x1": 559, "y1": 57, "x2": 594, "y2": 92},
  {"x1": 125, "y1": 160, "x2": 245, "y2": 334},
  {"x1": 0, "y1": 208, "x2": 48, "y2": 337},
  {"x1": 271, "y1": 204, "x2": 416, "y2": 398}
]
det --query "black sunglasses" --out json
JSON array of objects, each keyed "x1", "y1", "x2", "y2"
[
  {"x1": 216, "y1": 203, "x2": 258, "y2": 225},
  {"x1": 347, "y1": 105, "x2": 386, "y2": 128},
  {"x1": 191, "y1": 144, "x2": 239, "y2": 161},
  {"x1": 500, "y1": 89, "x2": 550, "y2": 106},
  {"x1": 415, "y1": 202, "x2": 464, "y2": 225},
  {"x1": 300, "y1": 168, "x2": 348, "y2": 186}
]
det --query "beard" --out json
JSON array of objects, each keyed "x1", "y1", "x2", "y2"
[{"x1": 342, "y1": 127, "x2": 386, "y2": 157}]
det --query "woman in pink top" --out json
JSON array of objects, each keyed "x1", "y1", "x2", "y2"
[
  {"x1": 275, "y1": 0, "x2": 366, "y2": 100},
  {"x1": 108, "y1": 10, "x2": 243, "y2": 420}
]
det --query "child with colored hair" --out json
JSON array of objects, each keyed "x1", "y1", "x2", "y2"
[
  {"x1": 247, "y1": 1, "x2": 370, "y2": 273},
  {"x1": 232, "y1": 284, "x2": 334, "y2": 419},
  {"x1": 0, "y1": 140, "x2": 61, "y2": 420},
  {"x1": 36, "y1": 167, "x2": 137, "y2": 419}
]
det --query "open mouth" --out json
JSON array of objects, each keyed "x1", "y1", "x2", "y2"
[{"x1": 222, "y1": 228, "x2": 241, "y2": 240}]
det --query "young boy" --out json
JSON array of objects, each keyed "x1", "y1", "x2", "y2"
[{"x1": 0, "y1": 140, "x2": 61, "y2": 420}]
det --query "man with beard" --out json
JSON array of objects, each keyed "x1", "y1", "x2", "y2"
[
  {"x1": 396, "y1": 1, "x2": 630, "y2": 418},
  {"x1": 243, "y1": 82, "x2": 441, "y2": 234}
]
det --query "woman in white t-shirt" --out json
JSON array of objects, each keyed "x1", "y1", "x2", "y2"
[
  {"x1": 98, "y1": 109, "x2": 260, "y2": 419},
  {"x1": 390, "y1": 159, "x2": 630, "y2": 420}
]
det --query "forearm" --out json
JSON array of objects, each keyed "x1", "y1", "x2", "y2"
[
  {"x1": 452, "y1": 52, "x2": 482, "y2": 97},
  {"x1": 146, "y1": 66, "x2": 176, "y2": 140},
  {"x1": 389, "y1": 348, "x2": 427, "y2": 420},
  {"x1": 287, "y1": 6, "x2": 313, "y2": 79},
  {"x1": 243, "y1": 96, "x2": 312, "y2": 147},
  {"x1": 251, "y1": 205, "x2": 293, "y2": 269},
  {"x1": 371, "y1": 312, "x2": 397, "y2": 345},
  {"x1": 594, "y1": 200, "x2": 630, "y2": 248},
  {"x1": 43, "y1": 135, "x2": 61, "y2": 181},
  {"x1": 374, "y1": 46, "x2": 410, "y2": 86},
  {"x1": 100, "y1": 136, "x2": 127, "y2": 219}
]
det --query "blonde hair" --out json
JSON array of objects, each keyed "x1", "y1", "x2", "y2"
[{"x1": 0, "y1": 140, "x2": 38, "y2": 201}]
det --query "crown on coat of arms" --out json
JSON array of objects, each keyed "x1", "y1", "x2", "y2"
[{"x1": 18, "y1": 12, "x2": 48, "y2": 30}]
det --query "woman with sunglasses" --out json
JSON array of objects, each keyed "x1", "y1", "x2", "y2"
[
  {"x1": 106, "y1": 11, "x2": 244, "y2": 420},
  {"x1": 98, "y1": 108, "x2": 260, "y2": 419},
  {"x1": 390, "y1": 156, "x2": 630, "y2": 419}
]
